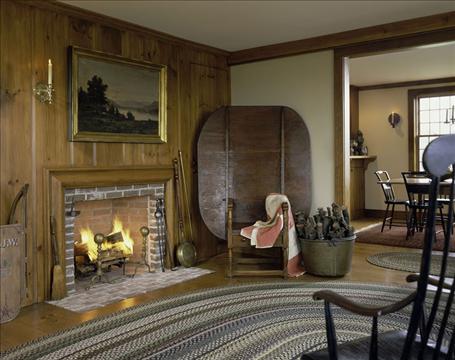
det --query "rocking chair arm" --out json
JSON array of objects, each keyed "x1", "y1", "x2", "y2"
[
  {"x1": 312, "y1": 290, "x2": 416, "y2": 317},
  {"x1": 406, "y1": 274, "x2": 452, "y2": 290}
]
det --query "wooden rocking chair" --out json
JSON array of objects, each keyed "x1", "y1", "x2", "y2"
[
  {"x1": 198, "y1": 106, "x2": 312, "y2": 277},
  {"x1": 302, "y1": 134, "x2": 455, "y2": 359}
]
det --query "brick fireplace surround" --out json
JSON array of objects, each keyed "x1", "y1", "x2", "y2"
[
  {"x1": 65, "y1": 184, "x2": 164, "y2": 294},
  {"x1": 45, "y1": 166, "x2": 175, "y2": 299}
]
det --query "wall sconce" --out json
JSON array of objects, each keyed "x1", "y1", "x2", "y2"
[
  {"x1": 33, "y1": 59, "x2": 54, "y2": 104},
  {"x1": 388, "y1": 112, "x2": 401, "y2": 128}
]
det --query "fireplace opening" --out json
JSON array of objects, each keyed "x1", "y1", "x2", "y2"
[{"x1": 64, "y1": 184, "x2": 165, "y2": 294}]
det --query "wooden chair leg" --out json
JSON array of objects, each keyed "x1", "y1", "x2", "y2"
[
  {"x1": 281, "y1": 202, "x2": 289, "y2": 279},
  {"x1": 439, "y1": 206, "x2": 447, "y2": 238},
  {"x1": 419, "y1": 208, "x2": 426, "y2": 232},
  {"x1": 404, "y1": 204, "x2": 409, "y2": 227},
  {"x1": 406, "y1": 208, "x2": 415, "y2": 240},
  {"x1": 227, "y1": 248, "x2": 233, "y2": 278},
  {"x1": 282, "y1": 247, "x2": 288, "y2": 279},
  {"x1": 381, "y1": 203, "x2": 390, "y2": 232},
  {"x1": 413, "y1": 209, "x2": 418, "y2": 235},
  {"x1": 227, "y1": 199, "x2": 233, "y2": 278},
  {"x1": 389, "y1": 203, "x2": 395, "y2": 229}
]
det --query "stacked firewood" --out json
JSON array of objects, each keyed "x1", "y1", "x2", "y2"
[{"x1": 295, "y1": 203, "x2": 354, "y2": 241}]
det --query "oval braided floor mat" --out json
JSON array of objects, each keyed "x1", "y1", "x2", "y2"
[
  {"x1": 3, "y1": 282, "x2": 449, "y2": 360},
  {"x1": 367, "y1": 252, "x2": 455, "y2": 276}
]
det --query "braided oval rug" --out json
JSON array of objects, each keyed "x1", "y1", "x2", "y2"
[
  {"x1": 2, "y1": 282, "x2": 444, "y2": 360},
  {"x1": 367, "y1": 252, "x2": 455, "y2": 276}
]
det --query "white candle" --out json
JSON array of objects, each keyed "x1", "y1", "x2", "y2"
[
  {"x1": 446, "y1": 109, "x2": 449, "y2": 122},
  {"x1": 48, "y1": 59, "x2": 52, "y2": 85}
]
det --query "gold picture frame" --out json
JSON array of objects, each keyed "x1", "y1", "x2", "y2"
[{"x1": 69, "y1": 46, "x2": 167, "y2": 143}]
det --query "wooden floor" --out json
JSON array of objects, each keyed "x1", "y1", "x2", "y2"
[
  {"x1": 1, "y1": 227, "x2": 421, "y2": 353},
  {"x1": 351, "y1": 217, "x2": 382, "y2": 232}
]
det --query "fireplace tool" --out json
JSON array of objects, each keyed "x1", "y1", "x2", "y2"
[
  {"x1": 130, "y1": 226, "x2": 153, "y2": 278},
  {"x1": 156, "y1": 198, "x2": 177, "y2": 271},
  {"x1": 50, "y1": 216, "x2": 64, "y2": 300},
  {"x1": 155, "y1": 199, "x2": 166, "y2": 272},
  {"x1": 174, "y1": 156, "x2": 197, "y2": 268},
  {"x1": 65, "y1": 197, "x2": 80, "y2": 217}
]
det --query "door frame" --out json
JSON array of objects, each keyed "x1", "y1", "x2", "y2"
[{"x1": 334, "y1": 28, "x2": 455, "y2": 208}]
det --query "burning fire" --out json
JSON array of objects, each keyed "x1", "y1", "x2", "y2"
[
  {"x1": 78, "y1": 216, "x2": 134, "y2": 262},
  {"x1": 111, "y1": 216, "x2": 134, "y2": 255}
]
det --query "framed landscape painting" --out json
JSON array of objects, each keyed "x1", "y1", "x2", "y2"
[{"x1": 69, "y1": 46, "x2": 167, "y2": 143}]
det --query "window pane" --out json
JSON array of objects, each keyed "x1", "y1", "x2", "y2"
[
  {"x1": 450, "y1": 96, "x2": 455, "y2": 107},
  {"x1": 420, "y1": 110, "x2": 429, "y2": 123},
  {"x1": 419, "y1": 137, "x2": 429, "y2": 149},
  {"x1": 429, "y1": 97, "x2": 439, "y2": 110},
  {"x1": 441, "y1": 123, "x2": 451, "y2": 135},
  {"x1": 429, "y1": 110, "x2": 439, "y2": 123},
  {"x1": 430, "y1": 123, "x2": 440, "y2": 135},
  {"x1": 420, "y1": 98, "x2": 430, "y2": 110},
  {"x1": 440, "y1": 96, "x2": 450, "y2": 109},
  {"x1": 420, "y1": 123, "x2": 430, "y2": 135}
]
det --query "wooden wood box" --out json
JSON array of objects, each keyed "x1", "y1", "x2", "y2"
[{"x1": 0, "y1": 224, "x2": 24, "y2": 323}]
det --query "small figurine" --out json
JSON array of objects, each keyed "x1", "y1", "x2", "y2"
[{"x1": 353, "y1": 130, "x2": 367, "y2": 156}]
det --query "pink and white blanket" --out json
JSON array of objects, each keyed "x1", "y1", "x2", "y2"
[{"x1": 240, "y1": 193, "x2": 304, "y2": 277}]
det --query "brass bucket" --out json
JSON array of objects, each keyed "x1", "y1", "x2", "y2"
[{"x1": 301, "y1": 235, "x2": 356, "y2": 277}]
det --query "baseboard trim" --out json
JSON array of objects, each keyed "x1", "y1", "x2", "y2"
[{"x1": 364, "y1": 209, "x2": 408, "y2": 221}]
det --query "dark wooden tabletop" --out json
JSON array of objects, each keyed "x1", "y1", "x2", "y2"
[{"x1": 378, "y1": 178, "x2": 452, "y2": 186}]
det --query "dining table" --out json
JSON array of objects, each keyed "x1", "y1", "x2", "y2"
[
  {"x1": 378, "y1": 177, "x2": 453, "y2": 195},
  {"x1": 377, "y1": 177, "x2": 453, "y2": 236}
]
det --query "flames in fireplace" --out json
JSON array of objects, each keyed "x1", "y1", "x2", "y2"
[{"x1": 78, "y1": 216, "x2": 134, "y2": 261}]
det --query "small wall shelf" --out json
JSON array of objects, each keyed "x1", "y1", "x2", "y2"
[{"x1": 350, "y1": 155, "x2": 377, "y2": 160}]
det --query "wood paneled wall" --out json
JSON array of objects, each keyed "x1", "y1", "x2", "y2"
[{"x1": 0, "y1": 0, "x2": 230, "y2": 305}]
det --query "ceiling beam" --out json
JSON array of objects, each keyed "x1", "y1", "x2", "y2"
[{"x1": 228, "y1": 11, "x2": 455, "y2": 65}]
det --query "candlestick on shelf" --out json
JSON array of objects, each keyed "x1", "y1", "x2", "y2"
[{"x1": 445, "y1": 109, "x2": 450, "y2": 124}]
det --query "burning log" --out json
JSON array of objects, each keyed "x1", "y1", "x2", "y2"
[
  {"x1": 106, "y1": 232, "x2": 123, "y2": 243},
  {"x1": 74, "y1": 242, "x2": 88, "y2": 256}
]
